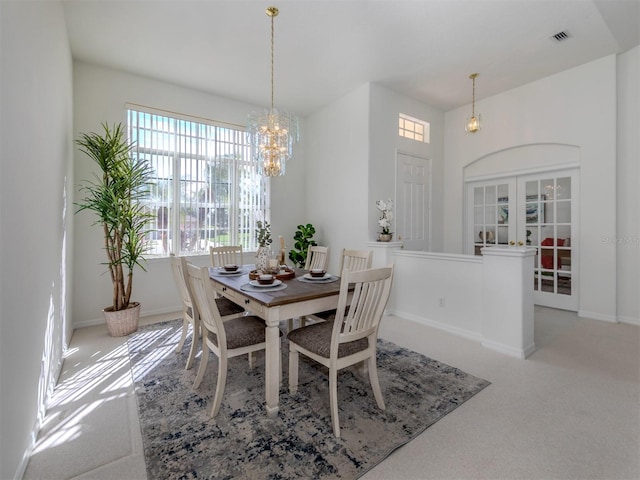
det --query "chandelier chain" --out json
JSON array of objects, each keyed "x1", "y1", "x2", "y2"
[
  {"x1": 472, "y1": 76, "x2": 475, "y2": 116},
  {"x1": 470, "y1": 73, "x2": 478, "y2": 117},
  {"x1": 271, "y1": 11, "x2": 274, "y2": 109}
]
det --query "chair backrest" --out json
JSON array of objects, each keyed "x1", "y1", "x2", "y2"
[
  {"x1": 304, "y1": 245, "x2": 329, "y2": 270},
  {"x1": 331, "y1": 265, "x2": 395, "y2": 355},
  {"x1": 169, "y1": 254, "x2": 197, "y2": 318},
  {"x1": 338, "y1": 249, "x2": 373, "y2": 273},
  {"x1": 186, "y1": 264, "x2": 225, "y2": 344},
  {"x1": 209, "y1": 245, "x2": 243, "y2": 268}
]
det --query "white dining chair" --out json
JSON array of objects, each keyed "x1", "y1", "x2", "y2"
[
  {"x1": 304, "y1": 245, "x2": 329, "y2": 271},
  {"x1": 170, "y1": 255, "x2": 245, "y2": 370},
  {"x1": 297, "y1": 248, "x2": 374, "y2": 327},
  {"x1": 309, "y1": 249, "x2": 373, "y2": 322},
  {"x1": 287, "y1": 265, "x2": 395, "y2": 437},
  {"x1": 338, "y1": 248, "x2": 373, "y2": 273},
  {"x1": 209, "y1": 245, "x2": 243, "y2": 268},
  {"x1": 288, "y1": 245, "x2": 331, "y2": 331},
  {"x1": 187, "y1": 264, "x2": 279, "y2": 417}
]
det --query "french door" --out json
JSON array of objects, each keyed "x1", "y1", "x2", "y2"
[{"x1": 467, "y1": 169, "x2": 578, "y2": 311}]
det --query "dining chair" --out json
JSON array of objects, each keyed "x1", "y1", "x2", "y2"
[
  {"x1": 187, "y1": 263, "x2": 279, "y2": 417},
  {"x1": 338, "y1": 248, "x2": 373, "y2": 273},
  {"x1": 170, "y1": 255, "x2": 245, "y2": 370},
  {"x1": 287, "y1": 265, "x2": 395, "y2": 438},
  {"x1": 209, "y1": 245, "x2": 243, "y2": 268},
  {"x1": 288, "y1": 245, "x2": 330, "y2": 331},
  {"x1": 304, "y1": 245, "x2": 329, "y2": 270},
  {"x1": 209, "y1": 245, "x2": 245, "y2": 304},
  {"x1": 310, "y1": 249, "x2": 374, "y2": 322}
]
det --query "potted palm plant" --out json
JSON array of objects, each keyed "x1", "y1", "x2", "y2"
[{"x1": 75, "y1": 123, "x2": 155, "y2": 336}]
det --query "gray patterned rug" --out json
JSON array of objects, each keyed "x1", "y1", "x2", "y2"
[{"x1": 128, "y1": 319, "x2": 490, "y2": 479}]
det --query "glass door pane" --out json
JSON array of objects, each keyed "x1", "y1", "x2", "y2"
[
  {"x1": 468, "y1": 179, "x2": 515, "y2": 255},
  {"x1": 467, "y1": 169, "x2": 578, "y2": 311},
  {"x1": 518, "y1": 171, "x2": 577, "y2": 311}
]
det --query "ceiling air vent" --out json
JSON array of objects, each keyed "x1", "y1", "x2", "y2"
[{"x1": 550, "y1": 30, "x2": 571, "y2": 43}]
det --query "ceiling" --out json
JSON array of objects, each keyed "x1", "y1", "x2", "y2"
[{"x1": 62, "y1": 0, "x2": 639, "y2": 117}]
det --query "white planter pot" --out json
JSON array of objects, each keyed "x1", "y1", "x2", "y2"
[{"x1": 103, "y1": 302, "x2": 141, "y2": 337}]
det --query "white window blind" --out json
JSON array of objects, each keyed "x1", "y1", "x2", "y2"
[{"x1": 127, "y1": 105, "x2": 269, "y2": 256}]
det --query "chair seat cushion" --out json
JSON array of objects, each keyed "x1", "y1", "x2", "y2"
[
  {"x1": 208, "y1": 315, "x2": 281, "y2": 349},
  {"x1": 312, "y1": 305, "x2": 350, "y2": 321},
  {"x1": 215, "y1": 297, "x2": 245, "y2": 317},
  {"x1": 313, "y1": 309, "x2": 337, "y2": 321},
  {"x1": 287, "y1": 320, "x2": 368, "y2": 358}
]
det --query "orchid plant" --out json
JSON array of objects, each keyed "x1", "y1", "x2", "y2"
[{"x1": 376, "y1": 198, "x2": 393, "y2": 235}]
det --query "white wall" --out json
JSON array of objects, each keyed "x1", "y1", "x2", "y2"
[
  {"x1": 303, "y1": 83, "x2": 370, "y2": 274},
  {"x1": 305, "y1": 83, "x2": 444, "y2": 271},
  {"x1": 369, "y1": 83, "x2": 446, "y2": 251},
  {"x1": 616, "y1": 46, "x2": 639, "y2": 324},
  {"x1": 72, "y1": 63, "x2": 306, "y2": 325},
  {"x1": 304, "y1": 82, "x2": 446, "y2": 274},
  {"x1": 444, "y1": 55, "x2": 620, "y2": 322},
  {"x1": 0, "y1": 2, "x2": 73, "y2": 478},
  {"x1": 388, "y1": 251, "x2": 484, "y2": 339}
]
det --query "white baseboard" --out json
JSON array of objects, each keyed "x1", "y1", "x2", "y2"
[
  {"x1": 481, "y1": 339, "x2": 536, "y2": 359},
  {"x1": 577, "y1": 310, "x2": 618, "y2": 323},
  {"x1": 15, "y1": 426, "x2": 37, "y2": 480},
  {"x1": 386, "y1": 308, "x2": 482, "y2": 343},
  {"x1": 388, "y1": 309, "x2": 539, "y2": 359},
  {"x1": 618, "y1": 315, "x2": 640, "y2": 326},
  {"x1": 17, "y1": 353, "x2": 65, "y2": 480},
  {"x1": 74, "y1": 305, "x2": 182, "y2": 330}
]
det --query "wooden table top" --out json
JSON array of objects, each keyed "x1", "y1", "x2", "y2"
[{"x1": 210, "y1": 266, "x2": 342, "y2": 308}]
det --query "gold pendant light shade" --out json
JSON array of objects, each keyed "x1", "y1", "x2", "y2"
[{"x1": 465, "y1": 73, "x2": 481, "y2": 133}]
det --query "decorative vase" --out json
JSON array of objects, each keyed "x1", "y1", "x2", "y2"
[
  {"x1": 378, "y1": 233, "x2": 393, "y2": 242},
  {"x1": 255, "y1": 246, "x2": 271, "y2": 272},
  {"x1": 103, "y1": 302, "x2": 140, "y2": 337}
]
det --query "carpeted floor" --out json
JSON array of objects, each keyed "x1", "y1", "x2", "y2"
[{"x1": 128, "y1": 319, "x2": 490, "y2": 479}]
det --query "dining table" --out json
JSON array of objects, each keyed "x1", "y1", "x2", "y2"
[{"x1": 209, "y1": 265, "x2": 347, "y2": 415}]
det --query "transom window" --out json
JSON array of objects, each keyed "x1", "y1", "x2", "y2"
[
  {"x1": 127, "y1": 105, "x2": 269, "y2": 256},
  {"x1": 398, "y1": 113, "x2": 430, "y2": 143}
]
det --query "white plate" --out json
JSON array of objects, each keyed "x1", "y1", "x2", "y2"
[
  {"x1": 249, "y1": 279, "x2": 283, "y2": 288},
  {"x1": 303, "y1": 273, "x2": 331, "y2": 281}
]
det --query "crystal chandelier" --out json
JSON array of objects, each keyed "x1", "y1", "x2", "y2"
[
  {"x1": 247, "y1": 6, "x2": 299, "y2": 177},
  {"x1": 465, "y1": 73, "x2": 481, "y2": 133}
]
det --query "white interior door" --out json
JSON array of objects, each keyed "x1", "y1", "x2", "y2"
[
  {"x1": 466, "y1": 168, "x2": 578, "y2": 311},
  {"x1": 518, "y1": 171, "x2": 578, "y2": 311},
  {"x1": 395, "y1": 152, "x2": 430, "y2": 251},
  {"x1": 467, "y1": 179, "x2": 516, "y2": 254}
]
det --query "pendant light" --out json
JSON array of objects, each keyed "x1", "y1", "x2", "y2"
[
  {"x1": 247, "y1": 6, "x2": 299, "y2": 177},
  {"x1": 465, "y1": 73, "x2": 481, "y2": 133}
]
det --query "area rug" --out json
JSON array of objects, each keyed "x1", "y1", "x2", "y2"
[{"x1": 128, "y1": 319, "x2": 490, "y2": 479}]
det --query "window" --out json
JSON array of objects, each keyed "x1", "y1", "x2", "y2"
[
  {"x1": 398, "y1": 113, "x2": 430, "y2": 143},
  {"x1": 127, "y1": 106, "x2": 269, "y2": 256}
]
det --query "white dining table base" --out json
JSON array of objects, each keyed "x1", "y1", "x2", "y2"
[{"x1": 211, "y1": 271, "x2": 347, "y2": 415}]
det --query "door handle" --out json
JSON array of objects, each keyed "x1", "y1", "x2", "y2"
[
  {"x1": 517, "y1": 241, "x2": 524, "y2": 246},
  {"x1": 509, "y1": 241, "x2": 515, "y2": 246}
]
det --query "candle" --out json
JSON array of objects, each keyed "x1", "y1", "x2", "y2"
[{"x1": 268, "y1": 258, "x2": 278, "y2": 269}]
